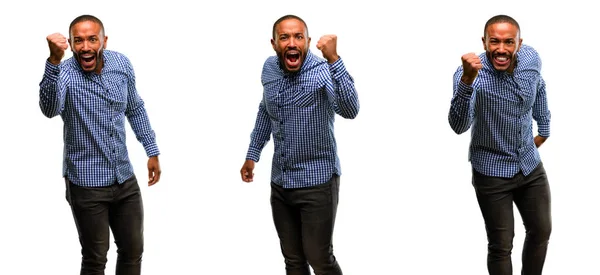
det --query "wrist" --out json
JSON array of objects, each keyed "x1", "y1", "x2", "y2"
[
  {"x1": 460, "y1": 75, "x2": 475, "y2": 85},
  {"x1": 48, "y1": 56, "x2": 61, "y2": 65}
]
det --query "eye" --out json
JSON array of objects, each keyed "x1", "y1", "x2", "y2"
[
  {"x1": 296, "y1": 34, "x2": 303, "y2": 40},
  {"x1": 90, "y1": 37, "x2": 97, "y2": 42}
]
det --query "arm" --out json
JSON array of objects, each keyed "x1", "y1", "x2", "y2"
[
  {"x1": 448, "y1": 53, "x2": 481, "y2": 134},
  {"x1": 240, "y1": 99, "x2": 272, "y2": 182},
  {"x1": 122, "y1": 58, "x2": 161, "y2": 185},
  {"x1": 39, "y1": 33, "x2": 69, "y2": 118},
  {"x1": 532, "y1": 76, "x2": 551, "y2": 148},
  {"x1": 317, "y1": 35, "x2": 359, "y2": 119}
]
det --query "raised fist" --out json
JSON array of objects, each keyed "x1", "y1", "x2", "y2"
[{"x1": 46, "y1": 33, "x2": 69, "y2": 65}]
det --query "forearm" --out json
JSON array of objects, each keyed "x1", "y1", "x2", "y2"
[
  {"x1": 39, "y1": 61, "x2": 65, "y2": 118},
  {"x1": 449, "y1": 75, "x2": 476, "y2": 134},
  {"x1": 127, "y1": 103, "x2": 160, "y2": 157},
  {"x1": 533, "y1": 78, "x2": 551, "y2": 138},
  {"x1": 328, "y1": 58, "x2": 359, "y2": 119},
  {"x1": 246, "y1": 103, "x2": 271, "y2": 162}
]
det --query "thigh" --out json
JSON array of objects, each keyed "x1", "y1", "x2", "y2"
[
  {"x1": 297, "y1": 176, "x2": 339, "y2": 255},
  {"x1": 472, "y1": 170, "x2": 515, "y2": 241},
  {"x1": 109, "y1": 176, "x2": 144, "y2": 253},
  {"x1": 66, "y1": 179, "x2": 112, "y2": 257},
  {"x1": 271, "y1": 183, "x2": 305, "y2": 260},
  {"x1": 514, "y1": 164, "x2": 552, "y2": 233}
]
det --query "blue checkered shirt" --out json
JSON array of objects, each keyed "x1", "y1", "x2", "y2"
[
  {"x1": 449, "y1": 44, "x2": 551, "y2": 177},
  {"x1": 39, "y1": 50, "x2": 159, "y2": 187},
  {"x1": 246, "y1": 51, "x2": 359, "y2": 188}
]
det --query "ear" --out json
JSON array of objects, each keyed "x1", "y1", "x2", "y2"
[
  {"x1": 68, "y1": 38, "x2": 73, "y2": 49},
  {"x1": 308, "y1": 36, "x2": 311, "y2": 47},
  {"x1": 481, "y1": 36, "x2": 487, "y2": 51},
  {"x1": 103, "y1": 36, "x2": 108, "y2": 49},
  {"x1": 271, "y1": 38, "x2": 276, "y2": 51},
  {"x1": 516, "y1": 38, "x2": 523, "y2": 52}
]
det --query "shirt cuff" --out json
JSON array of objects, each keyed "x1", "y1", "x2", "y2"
[
  {"x1": 246, "y1": 147, "x2": 261, "y2": 162},
  {"x1": 328, "y1": 57, "x2": 348, "y2": 79},
  {"x1": 537, "y1": 124, "x2": 550, "y2": 138},
  {"x1": 457, "y1": 81, "x2": 475, "y2": 100},
  {"x1": 144, "y1": 142, "x2": 160, "y2": 157},
  {"x1": 44, "y1": 60, "x2": 60, "y2": 81}
]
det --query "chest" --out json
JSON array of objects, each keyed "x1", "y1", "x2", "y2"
[
  {"x1": 66, "y1": 72, "x2": 129, "y2": 113},
  {"x1": 476, "y1": 71, "x2": 540, "y2": 110},
  {"x1": 263, "y1": 76, "x2": 326, "y2": 113}
]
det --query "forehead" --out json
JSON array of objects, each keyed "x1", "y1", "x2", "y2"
[
  {"x1": 71, "y1": 20, "x2": 102, "y2": 36},
  {"x1": 275, "y1": 19, "x2": 306, "y2": 34},
  {"x1": 486, "y1": 22, "x2": 518, "y2": 38}
]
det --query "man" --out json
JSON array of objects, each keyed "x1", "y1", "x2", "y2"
[
  {"x1": 39, "y1": 15, "x2": 161, "y2": 275},
  {"x1": 240, "y1": 14, "x2": 359, "y2": 275},
  {"x1": 448, "y1": 15, "x2": 552, "y2": 275}
]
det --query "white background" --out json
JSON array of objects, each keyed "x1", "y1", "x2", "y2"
[{"x1": 1, "y1": 0, "x2": 598, "y2": 274}]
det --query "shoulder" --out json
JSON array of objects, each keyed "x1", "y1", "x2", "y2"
[
  {"x1": 516, "y1": 44, "x2": 542, "y2": 71},
  {"x1": 305, "y1": 51, "x2": 327, "y2": 70},
  {"x1": 261, "y1": 56, "x2": 283, "y2": 85},
  {"x1": 105, "y1": 50, "x2": 131, "y2": 63}
]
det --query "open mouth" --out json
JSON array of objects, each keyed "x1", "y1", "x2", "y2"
[
  {"x1": 79, "y1": 53, "x2": 97, "y2": 70},
  {"x1": 284, "y1": 51, "x2": 301, "y2": 70},
  {"x1": 493, "y1": 54, "x2": 510, "y2": 67}
]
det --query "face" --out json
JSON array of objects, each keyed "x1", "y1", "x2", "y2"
[
  {"x1": 69, "y1": 20, "x2": 107, "y2": 74},
  {"x1": 271, "y1": 18, "x2": 310, "y2": 73},
  {"x1": 482, "y1": 22, "x2": 522, "y2": 73}
]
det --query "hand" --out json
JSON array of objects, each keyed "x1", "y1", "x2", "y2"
[
  {"x1": 148, "y1": 156, "x2": 161, "y2": 186},
  {"x1": 46, "y1": 33, "x2": 69, "y2": 65},
  {"x1": 240, "y1": 159, "x2": 255, "y2": 182},
  {"x1": 534, "y1": 135, "x2": 548, "y2": 148},
  {"x1": 460, "y1": 53, "x2": 482, "y2": 85},
  {"x1": 316, "y1": 34, "x2": 339, "y2": 64}
]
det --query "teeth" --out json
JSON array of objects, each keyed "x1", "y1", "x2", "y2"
[{"x1": 496, "y1": 56, "x2": 508, "y2": 61}]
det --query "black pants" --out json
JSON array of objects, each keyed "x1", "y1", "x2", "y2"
[
  {"x1": 472, "y1": 163, "x2": 552, "y2": 275},
  {"x1": 270, "y1": 175, "x2": 342, "y2": 275},
  {"x1": 66, "y1": 176, "x2": 144, "y2": 275}
]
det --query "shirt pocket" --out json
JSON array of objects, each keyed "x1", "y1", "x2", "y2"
[
  {"x1": 292, "y1": 84, "x2": 320, "y2": 108},
  {"x1": 516, "y1": 74, "x2": 538, "y2": 108},
  {"x1": 106, "y1": 77, "x2": 128, "y2": 111}
]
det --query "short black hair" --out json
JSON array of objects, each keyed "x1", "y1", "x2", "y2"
[
  {"x1": 484, "y1": 14, "x2": 520, "y2": 40},
  {"x1": 272, "y1": 14, "x2": 308, "y2": 40},
  {"x1": 69, "y1": 14, "x2": 105, "y2": 37}
]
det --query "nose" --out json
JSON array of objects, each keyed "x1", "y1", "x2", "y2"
[
  {"x1": 82, "y1": 40, "x2": 91, "y2": 51},
  {"x1": 288, "y1": 37, "x2": 297, "y2": 48},
  {"x1": 497, "y1": 42, "x2": 507, "y2": 53}
]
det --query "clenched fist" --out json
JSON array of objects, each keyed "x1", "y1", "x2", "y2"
[
  {"x1": 47, "y1": 33, "x2": 69, "y2": 65},
  {"x1": 461, "y1": 53, "x2": 482, "y2": 85},
  {"x1": 316, "y1": 34, "x2": 339, "y2": 64}
]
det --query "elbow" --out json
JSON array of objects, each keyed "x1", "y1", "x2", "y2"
[
  {"x1": 342, "y1": 103, "x2": 360, "y2": 119},
  {"x1": 342, "y1": 109, "x2": 359, "y2": 119},
  {"x1": 39, "y1": 104, "x2": 58, "y2": 118},
  {"x1": 451, "y1": 126, "x2": 467, "y2": 135},
  {"x1": 448, "y1": 118, "x2": 468, "y2": 135}
]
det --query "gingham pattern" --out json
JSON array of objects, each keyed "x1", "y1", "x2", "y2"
[
  {"x1": 39, "y1": 50, "x2": 159, "y2": 187},
  {"x1": 449, "y1": 44, "x2": 550, "y2": 177},
  {"x1": 246, "y1": 51, "x2": 359, "y2": 188}
]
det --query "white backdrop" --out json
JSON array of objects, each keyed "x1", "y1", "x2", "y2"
[{"x1": 1, "y1": 0, "x2": 597, "y2": 274}]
